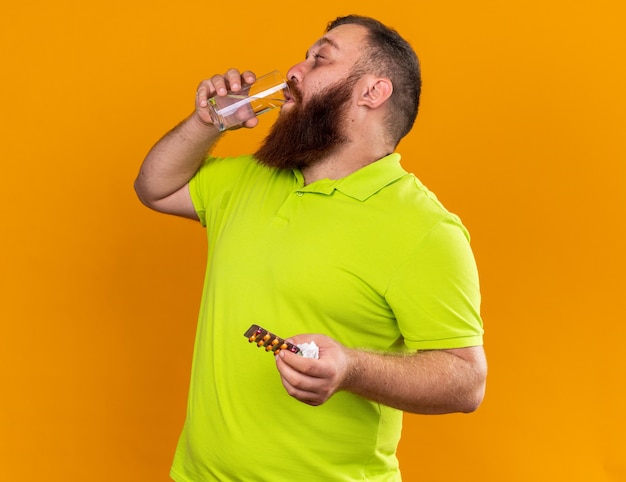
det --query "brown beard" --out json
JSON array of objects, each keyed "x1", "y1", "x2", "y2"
[{"x1": 254, "y1": 76, "x2": 358, "y2": 170}]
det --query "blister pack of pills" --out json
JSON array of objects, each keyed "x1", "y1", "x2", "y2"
[{"x1": 243, "y1": 324, "x2": 301, "y2": 355}]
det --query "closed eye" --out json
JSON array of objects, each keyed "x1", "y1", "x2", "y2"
[
  {"x1": 313, "y1": 52, "x2": 328, "y2": 65},
  {"x1": 305, "y1": 36, "x2": 338, "y2": 64}
]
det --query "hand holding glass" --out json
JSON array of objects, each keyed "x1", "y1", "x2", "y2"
[{"x1": 207, "y1": 71, "x2": 288, "y2": 131}]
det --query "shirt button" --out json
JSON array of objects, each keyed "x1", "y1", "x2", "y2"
[{"x1": 296, "y1": 191, "x2": 304, "y2": 197}]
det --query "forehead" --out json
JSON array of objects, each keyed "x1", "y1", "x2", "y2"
[{"x1": 307, "y1": 24, "x2": 368, "y2": 57}]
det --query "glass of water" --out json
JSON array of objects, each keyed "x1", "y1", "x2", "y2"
[{"x1": 207, "y1": 71, "x2": 289, "y2": 131}]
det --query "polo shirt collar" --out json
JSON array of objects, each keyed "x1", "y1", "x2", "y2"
[{"x1": 291, "y1": 153, "x2": 407, "y2": 201}]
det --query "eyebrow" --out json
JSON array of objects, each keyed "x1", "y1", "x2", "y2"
[{"x1": 305, "y1": 36, "x2": 340, "y2": 59}]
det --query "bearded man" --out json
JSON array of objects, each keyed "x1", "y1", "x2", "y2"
[{"x1": 135, "y1": 14, "x2": 486, "y2": 482}]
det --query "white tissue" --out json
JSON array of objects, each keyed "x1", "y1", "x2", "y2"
[{"x1": 297, "y1": 341, "x2": 319, "y2": 359}]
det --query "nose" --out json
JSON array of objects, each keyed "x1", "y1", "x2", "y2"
[{"x1": 286, "y1": 60, "x2": 306, "y2": 84}]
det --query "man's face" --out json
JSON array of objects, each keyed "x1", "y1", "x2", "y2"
[{"x1": 254, "y1": 24, "x2": 368, "y2": 170}]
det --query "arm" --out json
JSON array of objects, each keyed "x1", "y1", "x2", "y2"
[
  {"x1": 275, "y1": 334, "x2": 487, "y2": 414},
  {"x1": 134, "y1": 69, "x2": 259, "y2": 218}
]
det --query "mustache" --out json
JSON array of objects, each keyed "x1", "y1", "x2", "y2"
[{"x1": 286, "y1": 79, "x2": 303, "y2": 103}]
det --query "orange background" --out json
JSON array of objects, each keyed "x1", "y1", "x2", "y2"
[{"x1": 1, "y1": 1, "x2": 624, "y2": 480}]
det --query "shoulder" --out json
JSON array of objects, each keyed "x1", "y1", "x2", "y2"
[{"x1": 374, "y1": 172, "x2": 468, "y2": 241}]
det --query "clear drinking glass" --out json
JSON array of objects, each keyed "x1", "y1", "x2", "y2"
[{"x1": 207, "y1": 71, "x2": 289, "y2": 131}]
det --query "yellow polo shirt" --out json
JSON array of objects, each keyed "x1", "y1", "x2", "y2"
[{"x1": 171, "y1": 153, "x2": 483, "y2": 481}]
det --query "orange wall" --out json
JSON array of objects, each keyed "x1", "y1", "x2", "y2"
[{"x1": 1, "y1": 1, "x2": 624, "y2": 480}]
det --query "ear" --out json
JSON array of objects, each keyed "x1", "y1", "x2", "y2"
[{"x1": 357, "y1": 76, "x2": 393, "y2": 108}]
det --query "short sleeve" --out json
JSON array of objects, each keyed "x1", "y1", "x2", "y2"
[
  {"x1": 189, "y1": 155, "x2": 256, "y2": 227},
  {"x1": 386, "y1": 216, "x2": 484, "y2": 350}
]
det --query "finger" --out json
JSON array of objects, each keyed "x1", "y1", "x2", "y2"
[
  {"x1": 277, "y1": 353, "x2": 331, "y2": 393},
  {"x1": 210, "y1": 74, "x2": 229, "y2": 96},
  {"x1": 282, "y1": 382, "x2": 323, "y2": 406},
  {"x1": 278, "y1": 349, "x2": 316, "y2": 375},
  {"x1": 241, "y1": 70, "x2": 257, "y2": 86},
  {"x1": 223, "y1": 68, "x2": 244, "y2": 92},
  {"x1": 196, "y1": 81, "x2": 212, "y2": 108},
  {"x1": 277, "y1": 364, "x2": 324, "y2": 405},
  {"x1": 242, "y1": 116, "x2": 259, "y2": 129},
  {"x1": 275, "y1": 352, "x2": 304, "y2": 385}
]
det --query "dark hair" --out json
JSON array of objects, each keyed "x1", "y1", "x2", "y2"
[{"x1": 326, "y1": 15, "x2": 421, "y2": 145}]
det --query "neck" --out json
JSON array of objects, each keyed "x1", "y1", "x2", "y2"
[
  {"x1": 301, "y1": 151, "x2": 388, "y2": 185},
  {"x1": 300, "y1": 116, "x2": 395, "y2": 185}
]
